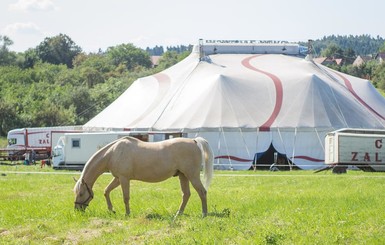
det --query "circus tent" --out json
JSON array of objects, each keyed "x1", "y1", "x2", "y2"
[{"x1": 85, "y1": 40, "x2": 385, "y2": 170}]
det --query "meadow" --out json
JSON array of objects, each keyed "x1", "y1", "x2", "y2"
[{"x1": 1, "y1": 164, "x2": 385, "y2": 244}]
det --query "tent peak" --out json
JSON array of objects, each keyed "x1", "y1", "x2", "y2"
[{"x1": 196, "y1": 39, "x2": 308, "y2": 56}]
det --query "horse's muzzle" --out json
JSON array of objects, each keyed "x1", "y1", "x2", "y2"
[{"x1": 74, "y1": 203, "x2": 88, "y2": 211}]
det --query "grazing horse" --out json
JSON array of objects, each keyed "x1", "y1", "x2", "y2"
[{"x1": 73, "y1": 136, "x2": 214, "y2": 217}]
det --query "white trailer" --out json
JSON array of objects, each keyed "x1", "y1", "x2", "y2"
[
  {"x1": 52, "y1": 131, "x2": 183, "y2": 170},
  {"x1": 325, "y1": 128, "x2": 385, "y2": 172},
  {"x1": 6, "y1": 126, "x2": 84, "y2": 161}
]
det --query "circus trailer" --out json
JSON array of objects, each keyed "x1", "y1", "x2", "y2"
[
  {"x1": 6, "y1": 126, "x2": 84, "y2": 160},
  {"x1": 325, "y1": 128, "x2": 385, "y2": 172},
  {"x1": 52, "y1": 131, "x2": 183, "y2": 170}
]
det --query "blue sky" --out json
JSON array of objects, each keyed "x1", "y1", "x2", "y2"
[{"x1": 1, "y1": 0, "x2": 384, "y2": 52}]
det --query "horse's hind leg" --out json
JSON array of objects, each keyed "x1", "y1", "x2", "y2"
[
  {"x1": 177, "y1": 173, "x2": 191, "y2": 216},
  {"x1": 190, "y1": 177, "x2": 208, "y2": 217},
  {"x1": 104, "y1": 177, "x2": 120, "y2": 212}
]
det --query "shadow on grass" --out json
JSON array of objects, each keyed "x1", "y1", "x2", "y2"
[
  {"x1": 208, "y1": 208, "x2": 231, "y2": 218},
  {"x1": 142, "y1": 207, "x2": 231, "y2": 221},
  {"x1": 0, "y1": 161, "x2": 20, "y2": 166},
  {"x1": 145, "y1": 213, "x2": 166, "y2": 220}
]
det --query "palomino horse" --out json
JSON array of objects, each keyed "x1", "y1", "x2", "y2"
[{"x1": 74, "y1": 136, "x2": 214, "y2": 217}]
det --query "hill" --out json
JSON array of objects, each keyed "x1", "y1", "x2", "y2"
[{"x1": 299, "y1": 34, "x2": 385, "y2": 56}]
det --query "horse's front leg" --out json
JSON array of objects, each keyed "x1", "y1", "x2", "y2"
[
  {"x1": 104, "y1": 177, "x2": 120, "y2": 213},
  {"x1": 119, "y1": 177, "x2": 131, "y2": 216}
]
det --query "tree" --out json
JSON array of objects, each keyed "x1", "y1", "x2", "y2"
[
  {"x1": 321, "y1": 43, "x2": 344, "y2": 58},
  {"x1": 154, "y1": 50, "x2": 190, "y2": 72},
  {"x1": 380, "y1": 42, "x2": 385, "y2": 52},
  {"x1": 35, "y1": 33, "x2": 82, "y2": 68},
  {"x1": 73, "y1": 53, "x2": 115, "y2": 79},
  {"x1": 106, "y1": 43, "x2": 152, "y2": 70},
  {"x1": 343, "y1": 47, "x2": 356, "y2": 64},
  {"x1": 0, "y1": 35, "x2": 17, "y2": 66},
  {"x1": 374, "y1": 63, "x2": 385, "y2": 90},
  {"x1": 20, "y1": 48, "x2": 40, "y2": 69},
  {"x1": 0, "y1": 99, "x2": 21, "y2": 136}
]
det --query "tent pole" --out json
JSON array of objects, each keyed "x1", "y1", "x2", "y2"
[
  {"x1": 221, "y1": 127, "x2": 233, "y2": 170},
  {"x1": 239, "y1": 127, "x2": 251, "y2": 170},
  {"x1": 315, "y1": 127, "x2": 325, "y2": 154},
  {"x1": 291, "y1": 128, "x2": 298, "y2": 171},
  {"x1": 253, "y1": 128, "x2": 260, "y2": 171},
  {"x1": 217, "y1": 128, "x2": 221, "y2": 169},
  {"x1": 277, "y1": 127, "x2": 292, "y2": 171}
]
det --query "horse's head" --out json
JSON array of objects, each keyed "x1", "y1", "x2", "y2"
[{"x1": 73, "y1": 178, "x2": 94, "y2": 211}]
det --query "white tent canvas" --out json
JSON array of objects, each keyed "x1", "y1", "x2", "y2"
[{"x1": 85, "y1": 41, "x2": 385, "y2": 170}]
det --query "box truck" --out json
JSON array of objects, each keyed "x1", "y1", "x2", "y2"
[
  {"x1": 325, "y1": 128, "x2": 385, "y2": 172},
  {"x1": 5, "y1": 126, "x2": 84, "y2": 161}
]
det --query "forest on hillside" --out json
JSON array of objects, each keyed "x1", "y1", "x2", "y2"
[
  {"x1": 1, "y1": 34, "x2": 385, "y2": 137},
  {"x1": 299, "y1": 34, "x2": 385, "y2": 56}
]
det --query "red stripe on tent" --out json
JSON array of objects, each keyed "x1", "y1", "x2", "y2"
[
  {"x1": 129, "y1": 73, "x2": 171, "y2": 126},
  {"x1": 153, "y1": 73, "x2": 170, "y2": 83},
  {"x1": 215, "y1": 155, "x2": 253, "y2": 162},
  {"x1": 291, "y1": 155, "x2": 324, "y2": 162},
  {"x1": 333, "y1": 72, "x2": 385, "y2": 120},
  {"x1": 241, "y1": 55, "x2": 283, "y2": 131}
]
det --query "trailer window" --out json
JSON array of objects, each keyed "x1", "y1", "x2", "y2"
[
  {"x1": 8, "y1": 138, "x2": 17, "y2": 146},
  {"x1": 72, "y1": 139, "x2": 81, "y2": 148}
]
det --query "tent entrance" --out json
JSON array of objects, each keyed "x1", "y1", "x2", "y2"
[{"x1": 251, "y1": 143, "x2": 298, "y2": 171}]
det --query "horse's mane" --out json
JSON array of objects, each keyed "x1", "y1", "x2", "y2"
[
  {"x1": 79, "y1": 137, "x2": 133, "y2": 179},
  {"x1": 73, "y1": 179, "x2": 81, "y2": 194}
]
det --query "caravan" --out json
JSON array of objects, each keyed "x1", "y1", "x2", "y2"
[{"x1": 52, "y1": 131, "x2": 183, "y2": 170}]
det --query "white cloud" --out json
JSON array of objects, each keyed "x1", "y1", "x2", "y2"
[
  {"x1": 8, "y1": 0, "x2": 57, "y2": 12},
  {"x1": 2, "y1": 22, "x2": 45, "y2": 51},
  {"x1": 3, "y1": 22, "x2": 42, "y2": 36}
]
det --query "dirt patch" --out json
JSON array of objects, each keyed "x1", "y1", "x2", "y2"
[
  {"x1": 65, "y1": 228, "x2": 102, "y2": 244},
  {"x1": 0, "y1": 228, "x2": 10, "y2": 236},
  {"x1": 64, "y1": 218, "x2": 125, "y2": 244}
]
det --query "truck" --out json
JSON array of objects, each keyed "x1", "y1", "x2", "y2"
[
  {"x1": 325, "y1": 128, "x2": 385, "y2": 172},
  {"x1": 52, "y1": 131, "x2": 184, "y2": 170},
  {"x1": 5, "y1": 126, "x2": 84, "y2": 161}
]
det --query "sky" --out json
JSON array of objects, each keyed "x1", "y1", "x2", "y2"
[{"x1": 1, "y1": 0, "x2": 385, "y2": 53}]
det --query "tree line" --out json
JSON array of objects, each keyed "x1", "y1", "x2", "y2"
[
  {"x1": 0, "y1": 34, "x2": 385, "y2": 137},
  {"x1": 300, "y1": 34, "x2": 385, "y2": 56},
  {"x1": 0, "y1": 34, "x2": 189, "y2": 136},
  {"x1": 309, "y1": 35, "x2": 385, "y2": 90}
]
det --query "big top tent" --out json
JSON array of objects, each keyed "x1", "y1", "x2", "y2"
[{"x1": 85, "y1": 40, "x2": 385, "y2": 170}]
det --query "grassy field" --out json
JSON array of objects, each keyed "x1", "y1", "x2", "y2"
[
  {"x1": 1, "y1": 165, "x2": 385, "y2": 244},
  {"x1": 0, "y1": 137, "x2": 7, "y2": 148}
]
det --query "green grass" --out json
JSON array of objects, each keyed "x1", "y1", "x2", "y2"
[
  {"x1": 0, "y1": 136, "x2": 7, "y2": 148},
  {"x1": 1, "y1": 165, "x2": 385, "y2": 244}
]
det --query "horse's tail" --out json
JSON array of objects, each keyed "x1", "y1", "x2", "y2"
[{"x1": 195, "y1": 137, "x2": 214, "y2": 190}]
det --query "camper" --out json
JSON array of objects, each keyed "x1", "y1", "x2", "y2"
[
  {"x1": 52, "y1": 131, "x2": 184, "y2": 170},
  {"x1": 325, "y1": 128, "x2": 385, "y2": 172},
  {"x1": 6, "y1": 126, "x2": 84, "y2": 161}
]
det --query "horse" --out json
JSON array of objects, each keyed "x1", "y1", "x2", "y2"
[{"x1": 73, "y1": 136, "x2": 214, "y2": 217}]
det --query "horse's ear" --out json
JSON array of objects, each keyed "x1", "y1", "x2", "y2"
[{"x1": 73, "y1": 177, "x2": 78, "y2": 182}]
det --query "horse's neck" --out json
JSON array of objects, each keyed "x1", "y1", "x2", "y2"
[{"x1": 81, "y1": 153, "x2": 108, "y2": 188}]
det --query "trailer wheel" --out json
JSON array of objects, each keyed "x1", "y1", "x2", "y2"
[{"x1": 332, "y1": 165, "x2": 347, "y2": 174}]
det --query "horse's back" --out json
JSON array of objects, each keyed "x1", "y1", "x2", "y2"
[{"x1": 107, "y1": 136, "x2": 202, "y2": 181}]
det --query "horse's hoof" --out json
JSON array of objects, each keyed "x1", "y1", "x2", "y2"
[{"x1": 202, "y1": 213, "x2": 208, "y2": 218}]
